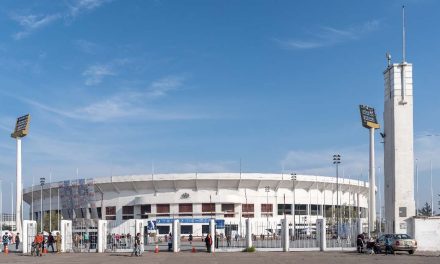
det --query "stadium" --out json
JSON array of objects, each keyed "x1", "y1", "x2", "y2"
[{"x1": 22, "y1": 173, "x2": 369, "y2": 238}]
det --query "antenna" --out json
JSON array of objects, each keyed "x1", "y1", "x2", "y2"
[{"x1": 402, "y1": 5, "x2": 406, "y2": 63}]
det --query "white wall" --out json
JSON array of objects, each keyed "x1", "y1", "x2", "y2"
[{"x1": 408, "y1": 217, "x2": 440, "y2": 252}]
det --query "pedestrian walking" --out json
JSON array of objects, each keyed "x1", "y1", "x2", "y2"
[
  {"x1": 47, "y1": 232, "x2": 55, "y2": 252},
  {"x1": 55, "y1": 232, "x2": 62, "y2": 253},
  {"x1": 205, "y1": 233, "x2": 212, "y2": 253},
  {"x1": 15, "y1": 233, "x2": 20, "y2": 250},
  {"x1": 2, "y1": 232, "x2": 9, "y2": 252}
]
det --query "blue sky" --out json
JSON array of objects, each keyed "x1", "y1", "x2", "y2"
[{"x1": 0, "y1": 0, "x2": 439, "y2": 214}]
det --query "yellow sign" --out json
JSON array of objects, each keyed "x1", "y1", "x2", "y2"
[{"x1": 11, "y1": 114, "x2": 31, "y2": 138}]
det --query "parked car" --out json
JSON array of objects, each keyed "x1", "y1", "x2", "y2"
[{"x1": 377, "y1": 234, "x2": 417, "y2": 254}]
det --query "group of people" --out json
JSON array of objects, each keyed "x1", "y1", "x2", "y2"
[
  {"x1": 32, "y1": 232, "x2": 62, "y2": 256},
  {"x1": 2, "y1": 232, "x2": 20, "y2": 251},
  {"x1": 356, "y1": 233, "x2": 393, "y2": 255}
]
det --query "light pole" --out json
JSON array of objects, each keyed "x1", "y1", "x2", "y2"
[
  {"x1": 40, "y1": 177, "x2": 45, "y2": 233},
  {"x1": 333, "y1": 154, "x2": 341, "y2": 238},
  {"x1": 265, "y1": 186, "x2": 270, "y2": 239},
  {"x1": 290, "y1": 173, "x2": 297, "y2": 234}
]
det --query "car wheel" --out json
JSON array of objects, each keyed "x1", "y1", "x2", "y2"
[{"x1": 408, "y1": 250, "x2": 414, "y2": 255}]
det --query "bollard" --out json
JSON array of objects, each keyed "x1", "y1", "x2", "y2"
[{"x1": 154, "y1": 244, "x2": 159, "y2": 253}]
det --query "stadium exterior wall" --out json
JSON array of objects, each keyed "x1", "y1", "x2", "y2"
[{"x1": 23, "y1": 173, "x2": 370, "y2": 236}]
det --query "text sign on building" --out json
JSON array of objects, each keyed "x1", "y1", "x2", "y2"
[
  {"x1": 11, "y1": 114, "x2": 31, "y2": 138},
  {"x1": 359, "y1": 105, "x2": 380, "y2": 129}
]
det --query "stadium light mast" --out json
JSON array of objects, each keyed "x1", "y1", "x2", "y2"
[
  {"x1": 40, "y1": 177, "x2": 45, "y2": 232},
  {"x1": 290, "y1": 173, "x2": 297, "y2": 233},
  {"x1": 333, "y1": 154, "x2": 341, "y2": 238},
  {"x1": 11, "y1": 114, "x2": 31, "y2": 236}
]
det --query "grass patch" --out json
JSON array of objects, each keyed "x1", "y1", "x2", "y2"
[{"x1": 242, "y1": 246, "x2": 256, "y2": 252}]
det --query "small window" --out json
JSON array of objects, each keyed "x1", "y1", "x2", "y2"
[
  {"x1": 222, "y1": 204, "x2": 235, "y2": 218},
  {"x1": 202, "y1": 203, "x2": 215, "y2": 216},
  {"x1": 277, "y1": 204, "x2": 292, "y2": 215},
  {"x1": 157, "y1": 204, "x2": 170, "y2": 216},
  {"x1": 261, "y1": 204, "x2": 273, "y2": 217},
  {"x1": 141, "y1": 204, "x2": 151, "y2": 219}
]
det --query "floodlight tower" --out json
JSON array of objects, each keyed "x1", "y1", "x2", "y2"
[
  {"x1": 383, "y1": 6, "x2": 415, "y2": 233},
  {"x1": 359, "y1": 105, "x2": 379, "y2": 235},
  {"x1": 11, "y1": 114, "x2": 31, "y2": 236}
]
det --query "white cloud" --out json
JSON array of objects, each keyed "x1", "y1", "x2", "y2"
[
  {"x1": 18, "y1": 75, "x2": 205, "y2": 122},
  {"x1": 11, "y1": 13, "x2": 61, "y2": 40},
  {"x1": 83, "y1": 64, "x2": 115, "y2": 85},
  {"x1": 277, "y1": 19, "x2": 380, "y2": 50},
  {"x1": 281, "y1": 145, "x2": 376, "y2": 179},
  {"x1": 11, "y1": 0, "x2": 110, "y2": 40},
  {"x1": 68, "y1": 0, "x2": 110, "y2": 17},
  {"x1": 74, "y1": 39, "x2": 99, "y2": 54}
]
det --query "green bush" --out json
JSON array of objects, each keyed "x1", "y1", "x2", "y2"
[{"x1": 242, "y1": 246, "x2": 256, "y2": 252}]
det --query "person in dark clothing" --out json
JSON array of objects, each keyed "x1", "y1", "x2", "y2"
[
  {"x1": 15, "y1": 233, "x2": 20, "y2": 250},
  {"x1": 205, "y1": 234, "x2": 212, "y2": 253},
  {"x1": 47, "y1": 233, "x2": 55, "y2": 252},
  {"x1": 167, "y1": 233, "x2": 173, "y2": 252},
  {"x1": 357, "y1": 233, "x2": 365, "y2": 253}
]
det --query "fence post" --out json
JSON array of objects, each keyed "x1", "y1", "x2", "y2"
[
  {"x1": 246, "y1": 219, "x2": 252, "y2": 248},
  {"x1": 209, "y1": 219, "x2": 216, "y2": 253},
  {"x1": 281, "y1": 219, "x2": 289, "y2": 252},
  {"x1": 135, "y1": 220, "x2": 144, "y2": 252},
  {"x1": 98, "y1": 220, "x2": 107, "y2": 253},
  {"x1": 60, "y1": 220, "x2": 73, "y2": 253},
  {"x1": 316, "y1": 218, "x2": 326, "y2": 251},
  {"x1": 357, "y1": 219, "x2": 363, "y2": 235},
  {"x1": 22, "y1": 220, "x2": 37, "y2": 254},
  {"x1": 172, "y1": 219, "x2": 180, "y2": 252}
]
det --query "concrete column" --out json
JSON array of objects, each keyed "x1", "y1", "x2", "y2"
[
  {"x1": 246, "y1": 218, "x2": 252, "y2": 248},
  {"x1": 172, "y1": 219, "x2": 180, "y2": 252},
  {"x1": 135, "y1": 220, "x2": 144, "y2": 251},
  {"x1": 281, "y1": 218, "x2": 289, "y2": 252},
  {"x1": 316, "y1": 218, "x2": 326, "y2": 251},
  {"x1": 357, "y1": 218, "x2": 363, "y2": 235},
  {"x1": 209, "y1": 219, "x2": 216, "y2": 253},
  {"x1": 22, "y1": 220, "x2": 37, "y2": 254},
  {"x1": 61, "y1": 220, "x2": 72, "y2": 253},
  {"x1": 98, "y1": 220, "x2": 107, "y2": 253}
]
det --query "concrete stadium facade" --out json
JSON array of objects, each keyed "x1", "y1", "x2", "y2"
[{"x1": 23, "y1": 173, "x2": 370, "y2": 236}]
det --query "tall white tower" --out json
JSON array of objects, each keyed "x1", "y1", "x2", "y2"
[{"x1": 383, "y1": 7, "x2": 415, "y2": 233}]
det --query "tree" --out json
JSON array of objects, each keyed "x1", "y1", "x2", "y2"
[{"x1": 418, "y1": 202, "x2": 434, "y2": 216}]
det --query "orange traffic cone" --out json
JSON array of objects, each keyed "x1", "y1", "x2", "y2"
[
  {"x1": 191, "y1": 246, "x2": 196, "y2": 253},
  {"x1": 43, "y1": 247, "x2": 48, "y2": 254},
  {"x1": 4, "y1": 245, "x2": 8, "y2": 255},
  {"x1": 154, "y1": 244, "x2": 159, "y2": 253}
]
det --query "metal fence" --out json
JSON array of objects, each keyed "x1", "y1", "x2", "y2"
[
  {"x1": 217, "y1": 221, "x2": 247, "y2": 248},
  {"x1": 325, "y1": 220, "x2": 359, "y2": 248},
  {"x1": 105, "y1": 220, "x2": 136, "y2": 252},
  {"x1": 289, "y1": 224, "x2": 319, "y2": 249},
  {"x1": 72, "y1": 219, "x2": 98, "y2": 252},
  {"x1": 251, "y1": 221, "x2": 282, "y2": 248}
]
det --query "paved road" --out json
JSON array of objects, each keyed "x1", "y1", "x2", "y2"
[{"x1": 0, "y1": 251, "x2": 438, "y2": 264}]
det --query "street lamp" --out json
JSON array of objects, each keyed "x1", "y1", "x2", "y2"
[
  {"x1": 264, "y1": 186, "x2": 270, "y2": 239},
  {"x1": 40, "y1": 177, "x2": 45, "y2": 232},
  {"x1": 333, "y1": 154, "x2": 341, "y2": 238},
  {"x1": 290, "y1": 173, "x2": 297, "y2": 233}
]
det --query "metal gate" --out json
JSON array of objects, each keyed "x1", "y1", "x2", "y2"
[
  {"x1": 326, "y1": 220, "x2": 359, "y2": 248},
  {"x1": 105, "y1": 220, "x2": 136, "y2": 252},
  {"x1": 252, "y1": 221, "x2": 282, "y2": 248},
  {"x1": 289, "y1": 222, "x2": 319, "y2": 249},
  {"x1": 72, "y1": 219, "x2": 98, "y2": 252},
  {"x1": 217, "y1": 221, "x2": 246, "y2": 249}
]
